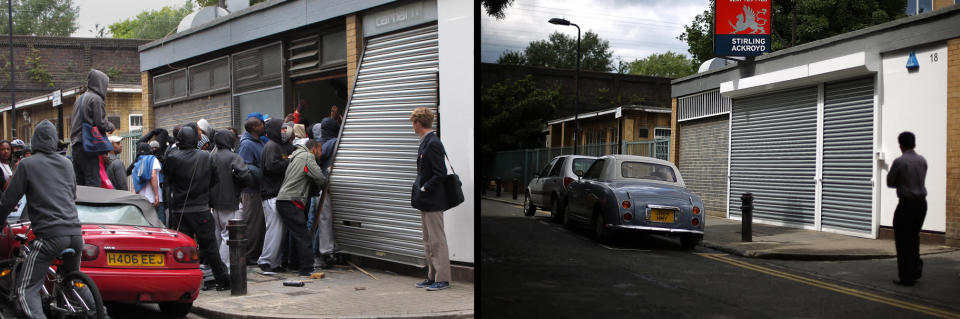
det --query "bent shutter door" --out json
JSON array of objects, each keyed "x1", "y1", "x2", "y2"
[
  {"x1": 821, "y1": 77, "x2": 874, "y2": 234},
  {"x1": 329, "y1": 23, "x2": 439, "y2": 267},
  {"x1": 729, "y1": 86, "x2": 818, "y2": 226}
]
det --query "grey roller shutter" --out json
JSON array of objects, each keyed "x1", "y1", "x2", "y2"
[
  {"x1": 821, "y1": 77, "x2": 874, "y2": 234},
  {"x1": 729, "y1": 86, "x2": 818, "y2": 225},
  {"x1": 678, "y1": 115, "x2": 729, "y2": 216},
  {"x1": 329, "y1": 23, "x2": 438, "y2": 267}
]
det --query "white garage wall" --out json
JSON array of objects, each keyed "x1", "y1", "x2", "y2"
[
  {"x1": 437, "y1": 0, "x2": 474, "y2": 263},
  {"x1": 879, "y1": 43, "x2": 948, "y2": 232}
]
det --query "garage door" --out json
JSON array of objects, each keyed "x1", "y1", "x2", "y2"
[
  {"x1": 678, "y1": 115, "x2": 729, "y2": 216},
  {"x1": 821, "y1": 77, "x2": 874, "y2": 234},
  {"x1": 328, "y1": 23, "x2": 438, "y2": 267},
  {"x1": 729, "y1": 86, "x2": 818, "y2": 225}
]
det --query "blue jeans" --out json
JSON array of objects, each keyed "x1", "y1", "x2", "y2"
[
  {"x1": 156, "y1": 202, "x2": 167, "y2": 227},
  {"x1": 306, "y1": 196, "x2": 319, "y2": 257}
]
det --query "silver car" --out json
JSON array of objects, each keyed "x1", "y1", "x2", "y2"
[
  {"x1": 564, "y1": 155, "x2": 705, "y2": 248},
  {"x1": 523, "y1": 155, "x2": 596, "y2": 222}
]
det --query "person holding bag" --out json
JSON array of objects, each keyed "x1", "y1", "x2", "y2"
[
  {"x1": 70, "y1": 69, "x2": 116, "y2": 188},
  {"x1": 409, "y1": 107, "x2": 455, "y2": 292}
]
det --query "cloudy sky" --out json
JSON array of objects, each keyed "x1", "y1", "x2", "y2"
[
  {"x1": 72, "y1": 0, "x2": 187, "y2": 38},
  {"x1": 481, "y1": 0, "x2": 710, "y2": 65}
]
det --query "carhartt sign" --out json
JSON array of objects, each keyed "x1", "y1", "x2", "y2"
[{"x1": 714, "y1": 0, "x2": 771, "y2": 57}]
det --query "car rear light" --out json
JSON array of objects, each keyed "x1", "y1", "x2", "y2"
[
  {"x1": 81, "y1": 244, "x2": 99, "y2": 261},
  {"x1": 621, "y1": 201, "x2": 631, "y2": 209},
  {"x1": 692, "y1": 217, "x2": 700, "y2": 226},
  {"x1": 174, "y1": 246, "x2": 200, "y2": 263},
  {"x1": 623, "y1": 212, "x2": 632, "y2": 221},
  {"x1": 693, "y1": 206, "x2": 701, "y2": 215},
  {"x1": 563, "y1": 177, "x2": 573, "y2": 188}
]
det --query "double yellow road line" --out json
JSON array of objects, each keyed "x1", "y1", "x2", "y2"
[{"x1": 697, "y1": 253, "x2": 960, "y2": 319}]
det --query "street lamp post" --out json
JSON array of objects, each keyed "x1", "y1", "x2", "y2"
[{"x1": 548, "y1": 18, "x2": 580, "y2": 155}]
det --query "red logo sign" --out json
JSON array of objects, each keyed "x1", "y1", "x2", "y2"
[{"x1": 715, "y1": 0, "x2": 771, "y2": 35}]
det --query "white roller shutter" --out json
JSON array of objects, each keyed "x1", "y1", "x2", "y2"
[
  {"x1": 329, "y1": 23, "x2": 438, "y2": 267},
  {"x1": 729, "y1": 86, "x2": 818, "y2": 226},
  {"x1": 821, "y1": 77, "x2": 875, "y2": 234}
]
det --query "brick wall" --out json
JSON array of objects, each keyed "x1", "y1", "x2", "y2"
[
  {"x1": 678, "y1": 115, "x2": 730, "y2": 217},
  {"x1": 346, "y1": 14, "x2": 363, "y2": 97},
  {"x1": 670, "y1": 98, "x2": 678, "y2": 165},
  {"x1": 154, "y1": 93, "x2": 232, "y2": 132},
  {"x1": 947, "y1": 37, "x2": 960, "y2": 246},
  {"x1": 12, "y1": 91, "x2": 142, "y2": 143}
]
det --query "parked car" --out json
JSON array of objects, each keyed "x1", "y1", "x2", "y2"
[
  {"x1": 0, "y1": 186, "x2": 203, "y2": 317},
  {"x1": 563, "y1": 155, "x2": 704, "y2": 248},
  {"x1": 523, "y1": 155, "x2": 597, "y2": 222}
]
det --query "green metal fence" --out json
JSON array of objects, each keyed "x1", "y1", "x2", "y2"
[{"x1": 486, "y1": 139, "x2": 670, "y2": 187}]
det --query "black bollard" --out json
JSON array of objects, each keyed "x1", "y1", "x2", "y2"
[
  {"x1": 227, "y1": 219, "x2": 248, "y2": 295},
  {"x1": 741, "y1": 193, "x2": 753, "y2": 242},
  {"x1": 495, "y1": 177, "x2": 502, "y2": 197},
  {"x1": 512, "y1": 179, "x2": 519, "y2": 200}
]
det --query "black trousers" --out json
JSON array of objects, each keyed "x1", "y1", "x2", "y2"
[
  {"x1": 169, "y1": 211, "x2": 229, "y2": 284},
  {"x1": 241, "y1": 192, "x2": 265, "y2": 265},
  {"x1": 72, "y1": 143, "x2": 101, "y2": 187},
  {"x1": 893, "y1": 198, "x2": 927, "y2": 282},
  {"x1": 19, "y1": 235, "x2": 90, "y2": 319},
  {"x1": 276, "y1": 200, "x2": 313, "y2": 272}
]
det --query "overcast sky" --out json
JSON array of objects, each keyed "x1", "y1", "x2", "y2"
[
  {"x1": 72, "y1": 0, "x2": 187, "y2": 38},
  {"x1": 481, "y1": 0, "x2": 709, "y2": 65}
]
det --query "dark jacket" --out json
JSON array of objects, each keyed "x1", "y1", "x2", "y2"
[
  {"x1": 211, "y1": 129, "x2": 253, "y2": 211},
  {"x1": 320, "y1": 137, "x2": 337, "y2": 174},
  {"x1": 261, "y1": 118, "x2": 292, "y2": 199},
  {"x1": 318, "y1": 117, "x2": 340, "y2": 144},
  {"x1": 163, "y1": 127, "x2": 218, "y2": 213},
  {"x1": 237, "y1": 131, "x2": 264, "y2": 194},
  {"x1": 0, "y1": 120, "x2": 80, "y2": 238},
  {"x1": 70, "y1": 70, "x2": 115, "y2": 145},
  {"x1": 411, "y1": 132, "x2": 448, "y2": 212},
  {"x1": 106, "y1": 153, "x2": 128, "y2": 191}
]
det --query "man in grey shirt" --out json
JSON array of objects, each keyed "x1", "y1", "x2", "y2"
[{"x1": 886, "y1": 131, "x2": 927, "y2": 286}]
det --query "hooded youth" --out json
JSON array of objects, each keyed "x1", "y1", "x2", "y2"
[
  {"x1": 70, "y1": 69, "x2": 115, "y2": 145},
  {"x1": 0, "y1": 120, "x2": 80, "y2": 238},
  {"x1": 260, "y1": 118, "x2": 293, "y2": 199},
  {"x1": 211, "y1": 129, "x2": 253, "y2": 211},
  {"x1": 163, "y1": 127, "x2": 218, "y2": 213}
]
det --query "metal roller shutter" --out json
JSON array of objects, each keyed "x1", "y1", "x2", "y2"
[
  {"x1": 821, "y1": 77, "x2": 874, "y2": 234},
  {"x1": 329, "y1": 23, "x2": 438, "y2": 267},
  {"x1": 678, "y1": 115, "x2": 729, "y2": 216},
  {"x1": 729, "y1": 86, "x2": 818, "y2": 225}
]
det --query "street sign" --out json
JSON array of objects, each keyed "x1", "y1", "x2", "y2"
[
  {"x1": 615, "y1": 106, "x2": 622, "y2": 119},
  {"x1": 52, "y1": 89, "x2": 62, "y2": 107},
  {"x1": 714, "y1": 0, "x2": 771, "y2": 57}
]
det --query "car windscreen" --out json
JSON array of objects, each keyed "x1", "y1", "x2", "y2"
[
  {"x1": 572, "y1": 158, "x2": 595, "y2": 176},
  {"x1": 621, "y1": 161, "x2": 677, "y2": 182},
  {"x1": 77, "y1": 204, "x2": 151, "y2": 227}
]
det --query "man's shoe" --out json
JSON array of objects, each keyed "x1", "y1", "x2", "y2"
[
  {"x1": 271, "y1": 266, "x2": 288, "y2": 273},
  {"x1": 258, "y1": 264, "x2": 270, "y2": 272},
  {"x1": 415, "y1": 279, "x2": 434, "y2": 288},
  {"x1": 298, "y1": 267, "x2": 318, "y2": 276},
  {"x1": 426, "y1": 281, "x2": 450, "y2": 291},
  {"x1": 215, "y1": 281, "x2": 231, "y2": 291},
  {"x1": 893, "y1": 279, "x2": 915, "y2": 286}
]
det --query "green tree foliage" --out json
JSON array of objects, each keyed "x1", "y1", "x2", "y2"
[
  {"x1": 0, "y1": 0, "x2": 79, "y2": 36},
  {"x1": 679, "y1": 0, "x2": 907, "y2": 64},
  {"x1": 109, "y1": 0, "x2": 195, "y2": 40},
  {"x1": 496, "y1": 50, "x2": 526, "y2": 65},
  {"x1": 628, "y1": 51, "x2": 698, "y2": 79},
  {"x1": 481, "y1": 0, "x2": 515, "y2": 19},
  {"x1": 481, "y1": 75, "x2": 560, "y2": 155},
  {"x1": 502, "y1": 31, "x2": 614, "y2": 72}
]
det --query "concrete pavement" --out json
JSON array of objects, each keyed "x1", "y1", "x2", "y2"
[
  {"x1": 484, "y1": 196, "x2": 958, "y2": 261},
  {"x1": 191, "y1": 265, "x2": 474, "y2": 319}
]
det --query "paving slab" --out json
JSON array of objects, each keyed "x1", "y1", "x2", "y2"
[{"x1": 192, "y1": 265, "x2": 474, "y2": 319}]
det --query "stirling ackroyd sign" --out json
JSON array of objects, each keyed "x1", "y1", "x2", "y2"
[{"x1": 714, "y1": 0, "x2": 771, "y2": 57}]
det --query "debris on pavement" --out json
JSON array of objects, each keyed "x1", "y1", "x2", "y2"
[
  {"x1": 354, "y1": 287, "x2": 366, "y2": 291},
  {"x1": 283, "y1": 281, "x2": 306, "y2": 287},
  {"x1": 347, "y1": 261, "x2": 378, "y2": 280},
  {"x1": 310, "y1": 272, "x2": 326, "y2": 279}
]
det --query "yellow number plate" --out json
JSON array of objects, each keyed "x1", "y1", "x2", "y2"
[
  {"x1": 649, "y1": 209, "x2": 675, "y2": 223},
  {"x1": 106, "y1": 253, "x2": 165, "y2": 267}
]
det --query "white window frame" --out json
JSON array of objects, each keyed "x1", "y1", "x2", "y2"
[{"x1": 129, "y1": 114, "x2": 143, "y2": 133}]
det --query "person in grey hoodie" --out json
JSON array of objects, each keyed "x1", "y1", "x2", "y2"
[
  {"x1": 70, "y1": 69, "x2": 115, "y2": 187},
  {"x1": 276, "y1": 139, "x2": 327, "y2": 275},
  {"x1": 210, "y1": 129, "x2": 253, "y2": 269},
  {"x1": 0, "y1": 120, "x2": 97, "y2": 318}
]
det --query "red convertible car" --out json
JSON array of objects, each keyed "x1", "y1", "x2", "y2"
[{"x1": 0, "y1": 186, "x2": 203, "y2": 317}]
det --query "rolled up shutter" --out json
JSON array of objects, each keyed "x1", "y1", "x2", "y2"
[
  {"x1": 729, "y1": 86, "x2": 818, "y2": 226},
  {"x1": 329, "y1": 23, "x2": 438, "y2": 267}
]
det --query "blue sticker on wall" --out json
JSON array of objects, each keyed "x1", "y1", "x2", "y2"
[{"x1": 906, "y1": 51, "x2": 919, "y2": 70}]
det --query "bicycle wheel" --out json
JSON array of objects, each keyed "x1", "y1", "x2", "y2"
[{"x1": 52, "y1": 271, "x2": 105, "y2": 319}]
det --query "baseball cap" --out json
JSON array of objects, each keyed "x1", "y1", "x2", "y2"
[
  {"x1": 108, "y1": 135, "x2": 123, "y2": 143},
  {"x1": 149, "y1": 140, "x2": 160, "y2": 149},
  {"x1": 10, "y1": 139, "x2": 24, "y2": 147}
]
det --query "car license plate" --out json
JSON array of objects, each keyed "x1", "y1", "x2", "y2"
[
  {"x1": 649, "y1": 209, "x2": 675, "y2": 223},
  {"x1": 106, "y1": 252, "x2": 165, "y2": 267}
]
